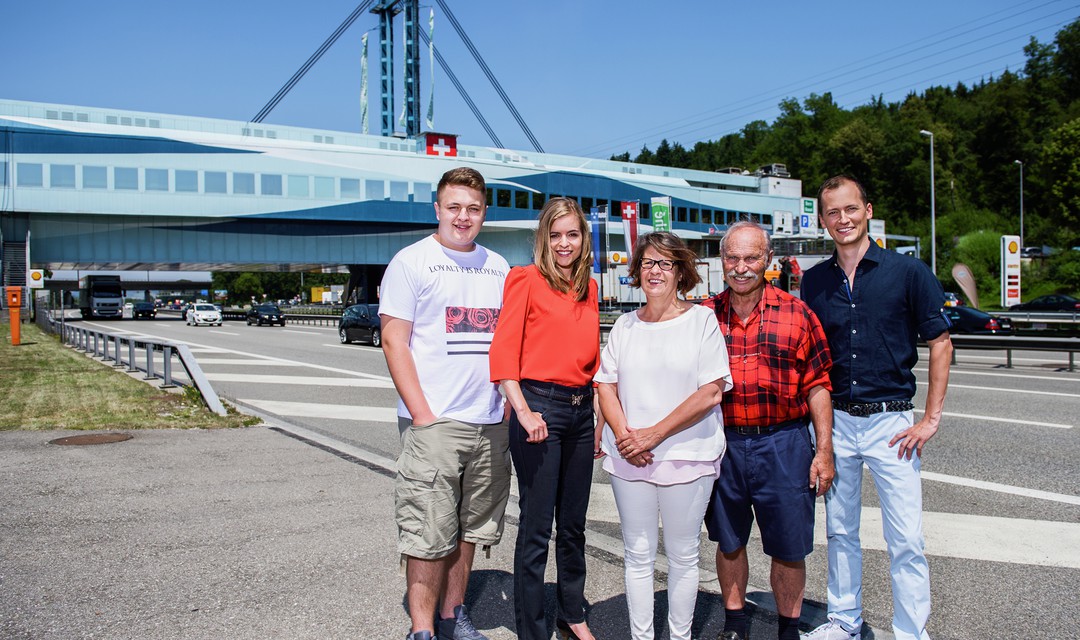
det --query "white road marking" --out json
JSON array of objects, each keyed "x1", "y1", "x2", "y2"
[
  {"x1": 195, "y1": 358, "x2": 300, "y2": 366},
  {"x1": 208, "y1": 330, "x2": 238, "y2": 336},
  {"x1": 921, "y1": 470, "x2": 1080, "y2": 506},
  {"x1": 811, "y1": 505, "x2": 1080, "y2": 569},
  {"x1": 239, "y1": 399, "x2": 397, "y2": 422},
  {"x1": 914, "y1": 367, "x2": 1079, "y2": 383},
  {"x1": 323, "y1": 343, "x2": 381, "y2": 351},
  {"x1": 99, "y1": 331, "x2": 393, "y2": 382},
  {"x1": 918, "y1": 381, "x2": 1080, "y2": 398},
  {"x1": 283, "y1": 329, "x2": 322, "y2": 335},
  {"x1": 204, "y1": 373, "x2": 395, "y2": 388},
  {"x1": 914, "y1": 409, "x2": 1072, "y2": 429}
]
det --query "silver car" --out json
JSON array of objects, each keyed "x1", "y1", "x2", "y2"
[{"x1": 186, "y1": 303, "x2": 223, "y2": 326}]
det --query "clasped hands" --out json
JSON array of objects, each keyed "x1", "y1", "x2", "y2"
[{"x1": 615, "y1": 426, "x2": 659, "y2": 467}]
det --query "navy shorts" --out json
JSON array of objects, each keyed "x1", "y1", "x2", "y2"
[{"x1": 705, "y1": 422, "x2": 816, "y2": 562}]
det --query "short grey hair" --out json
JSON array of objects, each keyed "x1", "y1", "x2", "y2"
[{"x1": 720, "y1": 221, "x2": 774, "y2": 257}]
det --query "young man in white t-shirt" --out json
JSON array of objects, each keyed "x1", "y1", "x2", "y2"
[{"x1": 380, "y1": 167, "x2": 510, "y2": 640}]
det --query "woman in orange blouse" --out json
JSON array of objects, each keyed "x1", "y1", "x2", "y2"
[{"x1": 489, "y1": 197, "x2": 602, "y2": 640}]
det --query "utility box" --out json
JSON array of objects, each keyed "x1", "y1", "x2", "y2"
[{"x1": 6, "y1": 286, "x2": 21, "y2": 308}]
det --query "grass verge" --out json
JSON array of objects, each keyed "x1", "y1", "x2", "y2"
[{"x1": 0, "y1": 321, "x2": 261, "y2": 431}]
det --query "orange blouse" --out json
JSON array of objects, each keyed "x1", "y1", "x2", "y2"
[{"x1": 489, "y1": 264, "x2": 600, "y2": 388}]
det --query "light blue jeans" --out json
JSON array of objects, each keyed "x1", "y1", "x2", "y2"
[{"x1": 825, "y1": 409, "x2": 931, "y2": 640}]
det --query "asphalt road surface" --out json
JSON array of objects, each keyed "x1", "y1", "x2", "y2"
[{"x1": 76, "y1": 316, "x2": 1080, "y2": 639}]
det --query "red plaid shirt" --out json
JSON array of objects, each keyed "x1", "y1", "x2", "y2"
[{"x1": 703, "y1": 284, "x2": 832, "y2": 428}]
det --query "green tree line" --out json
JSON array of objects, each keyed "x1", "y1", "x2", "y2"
[
  {"x1": 211, "y1": 271, "x2": 350, "y2": 306},
  {"x1": 613, "y1": 20, "x2": 1080, "y2": 306}
]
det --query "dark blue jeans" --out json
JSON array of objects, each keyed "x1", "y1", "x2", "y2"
[{"x1": 510, "y1": 381, "x2": 596, "y2": 640}]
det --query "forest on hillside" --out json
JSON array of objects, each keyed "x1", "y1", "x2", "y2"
[{"x1": 613, "y1": 19, "x2": 1080, "y2": 304}]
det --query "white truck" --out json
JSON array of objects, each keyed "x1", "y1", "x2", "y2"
[{"x1": 78, "y1": 275, "x2": 124, "y2": 319}]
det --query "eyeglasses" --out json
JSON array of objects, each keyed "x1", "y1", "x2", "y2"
[{"x1": 641, "y1": 258, "x2": 676, "y2": 271}]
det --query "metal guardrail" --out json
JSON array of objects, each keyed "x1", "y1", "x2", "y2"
[
  {"x1": 279, "y1": 313, "x2": 339, "y2": 327},
  {"x1": 45, "y1": 311, "x2": 227, "y2": 415},
  {"x1": 162, "y1": 308, "x2": 340, "y2": 327},
  {"x1": 947, "y1": 334, "x2": 1080, "y2": 371}
]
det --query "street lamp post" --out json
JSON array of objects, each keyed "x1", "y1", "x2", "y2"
[
  {"x1": 1014, "y1": 159, "x2": 1024, "y2": 248},
  {"x1": 920, "y1": 129, "x2": 936, "y2": 275}
]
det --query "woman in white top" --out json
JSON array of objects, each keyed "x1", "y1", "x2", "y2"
[{"x1": 595, "y1": 232, "x2": 732, "y2": 640}]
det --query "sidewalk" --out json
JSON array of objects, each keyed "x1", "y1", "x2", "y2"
[{"x1": 0, "y1": 425, "x2": 879, "y2": 639}]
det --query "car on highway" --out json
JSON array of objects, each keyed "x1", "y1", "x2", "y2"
[
  {"x1": 132, "y1": 302, "x2": 156, "y2": 319},
  {"x1": 186, "y1": 303, "x2": 223, "y2": 326},
  {"x1": 338, "y1": 303, "x2": 381, "y2": 347},
  {"x1": 943, "y1": 292, "x2": 964, "y2": 307},
  {"x1": 246, "y1": 304, "x2": 286, "y2": 326},
  {"x1": 945, "y1": 306, "x2": 1013, "y2": 335},
  {"x1": 1008, "y1": 294, "x2": 1080, "y2": 312}
]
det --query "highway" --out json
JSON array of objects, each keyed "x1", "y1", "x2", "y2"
[{"x1": 78, "y1": 316, "x2": 1080, "y2": 639}]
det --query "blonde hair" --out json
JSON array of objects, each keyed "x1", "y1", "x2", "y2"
[{"x1": 533, "y1": 197, "x2": 593, "y2": 301}]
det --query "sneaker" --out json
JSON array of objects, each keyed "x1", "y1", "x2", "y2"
[
  {"x1": 406, "y1": 631, "x2": 434, "y2": 640},
  {"x1": 802, "y1": 620, "x2": 859, "y2": 640},
  {"x1": 437, "y1": 605, "x2": 488, "y2": 640}
]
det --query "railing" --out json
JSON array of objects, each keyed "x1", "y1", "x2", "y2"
[
  {"x1": 947, "y1": 334, "x2": 1080, "y2": 371},
  {"x1": 42, "y1": 309, "x2": 227, "y2": 415},
  {"x1": 278, "y1": 313, "x2": 340, "y2": 327},
  {"x1": 161, "y1": 308, "x2": 339, "y2": 327},
  {"x1": 997, "y1": 310, "x2": 1080, "y2": 335}
]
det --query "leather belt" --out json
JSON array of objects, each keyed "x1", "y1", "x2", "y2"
[
  {"x1": 725, "y1": 417, "x2": 806, "y2": 437},
  {"x1": 832, "y1": 400, "x2": 914, "y2": 417},
  {"x1": 521, "y1": 380, "x2": 593, "y2": 406}
]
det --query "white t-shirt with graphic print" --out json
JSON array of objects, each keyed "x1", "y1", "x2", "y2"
[{"x1": 380, "y1": 234, "x2": 509, "y2": 424}]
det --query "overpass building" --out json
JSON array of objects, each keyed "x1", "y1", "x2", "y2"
[{"x1": 0, "y1": 98, "x2": 817, "y2": 301}]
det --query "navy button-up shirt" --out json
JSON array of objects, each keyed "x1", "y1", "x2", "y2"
[{"x1": 801, "y1": 241, "x2": 950, "y2": 403}]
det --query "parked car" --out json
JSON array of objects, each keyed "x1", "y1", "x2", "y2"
[
  {"x1": 943, "y1": 292, "x2": 964, "y2": 307},
  {"x1": 186, "y1": 303, "x2": 222, "y2": 326},
  {"x1": 338, "y1": 304, "x2": 381, "y2": 347},
  {"x1": 132, "y1": 302, "x2": 156, "y2": 319},
  {"x1": 945, "y1": 306, "x2": 1013, "y2": 334},
  {"x1": 1008, "y1": 294, "x2": 1080, "y2": 312},
  {"x1": 246, "y1": 304, "x2": 286, "y2": 326}
]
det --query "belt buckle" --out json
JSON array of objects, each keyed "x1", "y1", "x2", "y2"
[{"x1": 571, "y1": 394, "x2": 584, "y2": 406}]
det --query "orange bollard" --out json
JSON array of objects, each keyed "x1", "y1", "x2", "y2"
[{"x1": 6, "y1": 287, "x2": 22, "y2": 346}]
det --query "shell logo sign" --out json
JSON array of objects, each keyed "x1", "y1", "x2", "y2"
[
  {"x1": 1008, "y1": 240, "x2": 1019, "y2": 254},
  {"x1": 28, "y1": 269, "x2": 45, "y2": 289},
  {"x1": 609, "y1": 252, "x2": 628, "y2": 265}
]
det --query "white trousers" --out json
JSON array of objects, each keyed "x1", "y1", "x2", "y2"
[
  {"x1": 610, "y1": 474, "x2": 714, "y2": 640},
  {"x1": 826, "y1": 409, "x2": 931, "y2": 640}
]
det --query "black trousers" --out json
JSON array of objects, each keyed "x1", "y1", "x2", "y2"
[{"x1": 510, "y1": 381, "x2": 595, "y2": 640}]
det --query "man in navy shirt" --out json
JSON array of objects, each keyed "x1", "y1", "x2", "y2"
[{"x1": 801, "y1": 175, "x2": 952, "y2": 640}]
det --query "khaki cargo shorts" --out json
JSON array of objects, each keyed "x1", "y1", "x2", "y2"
[{"x1": 395, "y1": 416, "x2": 511, "y2": 560}]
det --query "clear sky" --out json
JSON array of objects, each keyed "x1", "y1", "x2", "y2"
[{"x1": 4, "y1": 1, "x2": 1076, "y2": 159}]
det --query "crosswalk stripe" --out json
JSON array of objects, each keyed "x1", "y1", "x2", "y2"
[
  {"x1": 239, "y1": 399, "x2": 397, "y2": 422},
  {"x1": 204, "y1": 373, "x2": 395, "y2": 387}
]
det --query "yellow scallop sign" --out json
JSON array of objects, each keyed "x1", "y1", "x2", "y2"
[
  {"x1": 28, "y1": 269, "x2": 45, "y2": 289},
  {"x1": 1008, "y1": 240, "x2": 1019, "y2": 253}
]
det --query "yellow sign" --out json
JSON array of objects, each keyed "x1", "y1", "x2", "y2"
[
  {"x1": 1008, "y1": 240, "x2": 1019, "y2": 254},
  {"x1": 28, "y1": 269, "x2": 45, "y2": 289}
]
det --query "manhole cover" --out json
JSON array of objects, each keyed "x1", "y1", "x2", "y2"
[{"x1": 49, "y1": 433, "x2": 133, "y2": 446}]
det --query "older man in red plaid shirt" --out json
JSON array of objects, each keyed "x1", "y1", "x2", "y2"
[{"x1": 702, "y1": 221, "x2": 835, "y2": 640}]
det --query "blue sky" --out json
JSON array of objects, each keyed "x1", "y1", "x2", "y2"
[{"x1": 4, "y1": 1, "x2": 1076, "y2": 158}]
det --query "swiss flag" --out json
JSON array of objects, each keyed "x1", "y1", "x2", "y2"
[
  {"x1": 426, "y1": 132, "x2": 458, "y2": 157},
  {"x1": 621, "y1": 201, "x2": 639, "y2": 250}
]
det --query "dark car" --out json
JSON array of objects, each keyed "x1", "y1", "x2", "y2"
[
  {"x1": 246, "y1": 304, "x2": 286, "y2": 326},
  {"x1": 1008, "y1": 294, "x2": 1080, "y2": 312},
  {"x1": 132, "y1": 302, "x2": 156, "y2": 319},
  {"x1": 338, "y1": 304, "x2": 381, "y2": 347},
  {"x1": 945, "y1": 306, "x2": 1013, "y2": 334}
]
